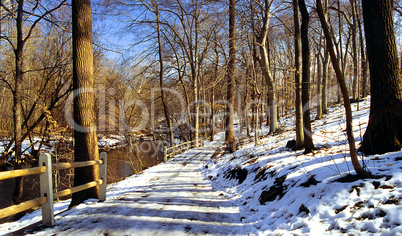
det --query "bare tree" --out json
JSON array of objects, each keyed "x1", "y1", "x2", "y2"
[
  {"x1": 140, "y1": 0, "x2": 174, "y2": 147},
  {"x1": 293, "y1": 0, "x2": 304, "y2": 149},
  {"x1": 316, "y1": 0, "x2": 367, "y2": 177},
  {"x1": 350, "y1": 0, "x2": 359, "y2": 101},
  {"x1": 226, "y1": 0, "x2": 236, "y2": 152},
  {"x1": 316, "y1": 51, "x2": 323, "y2": 119},
  {"x1": 257, "y1": 0, "x2": 278, "y2": 134},
  {"x1": 358, "y1": 14, "x2": 369, "y2": 98},
  {"x1": 0, "y1": 0, "x2": 67, "y2": 203}
]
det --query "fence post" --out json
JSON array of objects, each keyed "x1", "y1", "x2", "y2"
[
  {"x1": 39, "y1": 153, "x2": 54, "y2": 226},
  {"x1": 163, "y1": 146, "x2": 167, "y2": 162},
  {"x1": 99, "y1": 152, "x2": 107, "y2": 202}
]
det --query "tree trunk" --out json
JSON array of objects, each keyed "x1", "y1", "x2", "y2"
[
  {"x1": 358, "y1": 16, "x2": 369, "y2": 98},
  {"x1": 237, "y1": 86, "x2": 244, "y2": 134},
  {"x1": 350, "y1": 0, "x2": 359, "y2": 101},
  {"x1": 321, "y1": 0, "x2": 329, "y2": 113},
  {"x1": 322, "y1": 44, "x2": 329, "y2": 114},
  {"x1": 210, "y1": 85, "x2": 215, "y2": 141},
  {"x1": 254, "y1": 101, "x2": 259, "y2": 146},
  {"x1": 155, "y1": 5, "x2": 174, "y2": 147},
  {"x1": 70, "y1": 0, "x2": 100, "y2": 208},
  {"x1": 194, "y1": 76, "x2": 199, "y2": 146},
  {"x1": 201, "y1": 74, "x2": 207, "y2": 138},
  {"x1": 225, "y1": 0, "x2": 236, "y2": 152},
  {"x1": 178, "y1": 74, "x2": 192, "y2": 141},
  {"x1": 316, "y1": 52, "x2": 323, "y2": 120},
  {"x1": 299, "y1": 0, "x2": 314, "y2": 153},
  {"x1": 12, "y1": 0, "x2": 25, "y2": 204},
  {"x1": 245, "y1": 79, "x2": 251, "y2": 137},
  {"x1": 317, "y1": 0, "x2": 368, "y2": 177},
  {"x1": 338, "y1": 0, "x2": 345, "y2": 90},
  {"x1": 258, "y1": 0, "x2": 278, "y2": 134},
  {"x1": 293, "y1": 0, "x2": 304, "y2": 149},
  {"x1": 361, "y1": 0, "x2": 402, "y2": 155}
]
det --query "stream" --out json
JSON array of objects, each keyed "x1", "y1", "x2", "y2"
[{"x1": 105, "y1": 140, "x2": 164, "y2": 183}]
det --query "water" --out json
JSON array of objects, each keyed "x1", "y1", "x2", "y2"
[{"x1": 105, "y1": 141, "x2": 164, "y2": 182}]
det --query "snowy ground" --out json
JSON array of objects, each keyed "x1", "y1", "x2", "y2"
[
  {"x1": 0, "y1": 98, "x2": 401, "y2": 235},
  {"x1": 204, "y1": 99, "x2": 402, "y2": 235}
]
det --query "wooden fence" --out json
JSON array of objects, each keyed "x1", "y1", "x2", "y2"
[
  {"x1": 163, "y1": 139, "x2": 204, "y2": 161},
  {"x1": 0, "y1": 152, "x2": 107, "y2": 226}
]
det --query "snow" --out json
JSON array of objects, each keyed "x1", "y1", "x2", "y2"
[
  {"x1": 1, "y1": 98, "x2": 401, "y2": 235},
  {"x1": 97, "y1": 134, "x2": 126, "y2": 149}
]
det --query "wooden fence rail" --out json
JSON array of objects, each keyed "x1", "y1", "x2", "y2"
[
  {"x1": 163, "y1": 139, "x2": 204, "y2": 161},
  {"x1": 0, "y1": 152, "x2": 107, "y2": 226}
]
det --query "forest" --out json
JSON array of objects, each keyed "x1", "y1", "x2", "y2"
[{"x1": 0, "y1": 0, "x2": 402, "y2": 234}]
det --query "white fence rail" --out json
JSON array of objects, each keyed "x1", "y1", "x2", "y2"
[
  {"x1": 0, "y1": 152, "x2": 107, "y2": 226},
  {"x1": 163, "y1": 139, "x2": 204, "y2": 161}
]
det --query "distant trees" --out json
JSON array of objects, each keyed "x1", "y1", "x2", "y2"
[
  {"x1": 70, "y1": 0, "x2": 100, "y2": 207},
  {"x1": 0, "y1": 0, "x2": 68, "y2": 203},
  {"x1": 361, "y1": 0, "x2": 402, "y2": 155},
  {"x1": 105, "y1": 0, "x2": 223, "y2": 143},
  {"x1": 7, "y1": 0, "x2": 66, "y2": 158}
]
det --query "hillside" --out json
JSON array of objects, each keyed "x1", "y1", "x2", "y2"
[{"x1": 204, "y1": 98, "x2": 402, "y2": 235}]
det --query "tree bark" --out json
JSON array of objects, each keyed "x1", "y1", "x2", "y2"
[
  {"x1": 358, "y1": 17, "x2": 369, "y2": 98},
  {"x1": 321, "y1": 0, "x2": 329, "y2": 114},
  {"x1": 258, "y1": 0, "x2": 278, "y2": 134},
  {"x1": 12, "y1": 0, "x2": 26, "y2": 204},
  {"x1": 299, "y1": 0, "x2": 314, "y2": 153},
  {"x1": 70, "y1": 0, "x2": 100, "y2": 208},
  {"x1": 322, "y1": 43, "x2": 329, "y2": 114},
  {"x1": 293, "y1": 0, "x2": 304, "y2": 149},
  {"x1": 210, "y1": 42, "x2": 219, "y2": 141},
  {"x1": 210, "y1": 85, "x2": 215, "y2": 141},
  {"x1": 225, "y1": 0, "x2": 236, "y2": 152},
  {"x1": 194, "y1": 76, "x2": 199, "y2": 146},
  {"x1": 361, "y1": 0, "x2": 402, "y2": 155},
  {"x1": 245, "y1": 78, "x2": 251, "y2": 137},
  {"x1": 350, "y1": 0, "x2": 359, "y2": 101},
  {"x1": 316, "y1": 52, "x2": 323, "y2": 120}
]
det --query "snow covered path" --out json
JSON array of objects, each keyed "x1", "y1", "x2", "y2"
[{"x1": 20, "y1": 143, "x2": 254, "y2": 236}]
